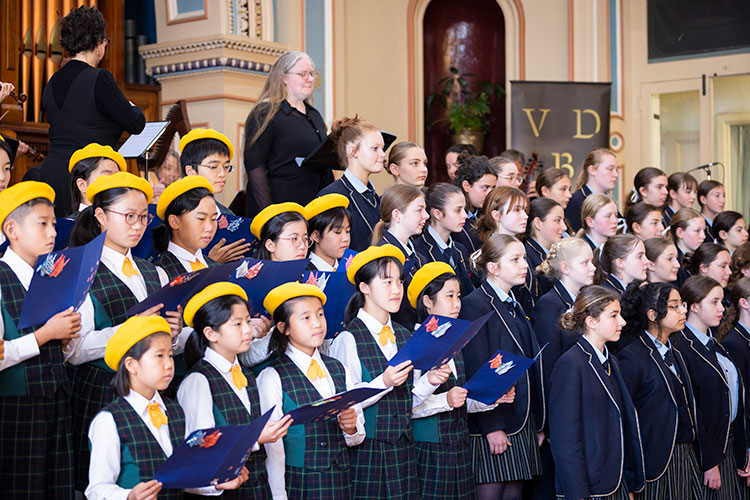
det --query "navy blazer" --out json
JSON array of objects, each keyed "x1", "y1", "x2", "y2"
[
  {"x1": 524, "y1": 238, "x2": 554, "y2": 297},
  {"x1": 413, "y1": 230, "x2": 475, "y2": 297},
  {"x1": 704, "y1": 217, "x2": 717, "y2": 244},
  {"x1": 564, "y1": 187, "x2": 589, "y2": 233},
  {"x1": 602, "y1": 273, "x2": 626, "y2": 295},
  {"x1": 675, "y1": 245, "x2": 692, "y2": 287},
  {"x1": 550, "y1": 339, "x2": 646, "y2": 500},
  {"x1": 720, "y1": 322, "x2": 750, "y2": 452},
  {"x1": 451, "y1": 216, "x2": 482, "y2": 256},
  {"x1": 377, "y1": 232, "x2": 427, "y2": 330},
  {"x1": 531, "y1": 280, "x2": 579, "y2": 407},
  {"x1": 671, "y1": 328, "x2": 748, "y2": 471},
  {"x1": 618, "y1": 332, "x2": 699, "y2": 481},
  {"x1": 662, "y1": 205, "x2": 676, "y2": 229},
  {"x1": 318, "y1": 176, "x2": 380, "y2": 252},
  {"x1": 460, "y1": 281, "x2": 545, "y2": 436}
]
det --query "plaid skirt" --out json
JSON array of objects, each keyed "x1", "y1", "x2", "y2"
[
  {"x1": 704, "y1": 433, "x2": 743, "y2": 500},
  {"x1": 0, "y1": 388, "x2": 74, "y2": 499},
  {"x1": 184, "y1": 475, "x2": 271, "y2": 500},
  {"x1": 349, "y1": 435, "x2": 419, "y2": 500},
  {"x1": 636, "y1": 442, "x2": 702, "y2": 500},
  {"x1": 470, "y1": 420, "x2": 542, "y2": 483},
  {"x1": 415, "y1": 437, "x2": 477, "y2": 500},
  {"x1": 285, "y1": 459, "x2": 353, "y2": 500},
  {"x1": 71, "y1": 363, "x2": 117, "y2": 490}
]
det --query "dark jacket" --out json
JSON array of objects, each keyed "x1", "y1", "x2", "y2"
[
  {"x1": 377, "y1": 231, "x2": 427, "y2": 330},
  {"x1": 720, "y1": 322, "x2": 750, "y2": 457},
  {"x1": 318, "y1": 175, "x2": 380, "y2": 252},
  {"x1": 549, "y1": 339, "x2": 646, "y2": 499},
  {"x1": 524, "y1": 238, "x2": 554, "y2": 297},
  {"x1": 413, "y1": 229, "x2": 475, "y2": 297}
]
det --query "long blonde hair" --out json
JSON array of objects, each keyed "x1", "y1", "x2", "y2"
[
  {"x1": 247, "y1": 51, "x2": 315, "y2": 147},
  {"x1": 575, "y1": 148, "x2": 616, "y2": 191}
]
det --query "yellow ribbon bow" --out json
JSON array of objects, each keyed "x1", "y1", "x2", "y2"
[
  {"x1": 190, "y1": 259, "x2": 207, "y2": 271},
  {"x1": 147, "y1": 402, "x2": 168, "y2": 429},
  {"x1": 122, "y1": 257, "x2": 140, "y2": 278},
  {"x1": 379, "y1": 325, "x2": 396, "y2": 346},
  {"x1": 230, "y1": 364, "x2": 248, "y2": 390},
  {"x1": 306, "y1": 359, "x2": 327, "y2": 381}
]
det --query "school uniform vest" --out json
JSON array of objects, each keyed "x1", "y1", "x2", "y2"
[
  {"x1": 106, "y1": 396, "x2": 185, "y2": 500},
  {"x1": 412, "y1": 351, "x2": 469, "y2": 445},
  {"x1": 345, "y1": 318, "x2": 414, "y2": 443},
  {"x1": 272, "y1": 353, "x2": 349, "y2": 470},
  {"x1": 191, "y1": 359, "x2": 267, "y2": 489},
  {"x1": 87, "y1": 258, "x2": 161, "y2": 370},
  {"x1": 155, "y1": 251, "x2": 218, "y2": 280},
  {"x1": 0, "y1": 261, "x2": 69, "y2": 398}
]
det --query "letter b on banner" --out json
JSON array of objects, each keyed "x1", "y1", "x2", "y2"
[{"x1": 511, "y1": 82, "x2": 611, "y2": 180}]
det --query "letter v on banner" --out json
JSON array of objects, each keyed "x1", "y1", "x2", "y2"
[{"x1": 510, "y1": 81, "x2": 611, "y2": 182}]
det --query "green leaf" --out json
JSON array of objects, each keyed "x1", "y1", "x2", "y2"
[{"x1": 449, "y1": 66, "x2": 459, "y2": 74}]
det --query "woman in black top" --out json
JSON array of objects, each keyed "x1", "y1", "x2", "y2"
[
  {"x1": 243, "y1": 51, "x2": 331, "y2": 216},
  {"x1": 28, "y1": 6, "x2": 145, "y2": 216}
]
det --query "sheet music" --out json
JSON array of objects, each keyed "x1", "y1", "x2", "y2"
[{"x1": 118, "y1": 121, "x2": 170, "y2": 158}]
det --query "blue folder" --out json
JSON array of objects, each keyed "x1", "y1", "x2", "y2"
[
  {"x1": 209, "y1": 213, "x2": 259, "y2": 256},
  {"x1": 17, "y1": 232, "x2": 107, "y2": 330},
  {"x1": 131, "y1": 204, "x2": 162, "y2": 263},
  {"x1": 286, "y1": 387, "x2": 384, "y2": 427},
  {"x1": 154, "y1": 407, "x2": 274, "y2": 489},
  {"x1": 53, "y1": 217, "x2": 76, "y2": 251},
  {"x1": 301, "y1": 270, "x2": 356, "y2": 338},
  {"x1": 462, "y1": 348, "x2": 542, "y2": 405},
  {"x1": 387, "y1": 312, "x2": 492, "y2": 371},
  {"x1": 338, "y1": 248, "x2": 357, "y2": 273}
]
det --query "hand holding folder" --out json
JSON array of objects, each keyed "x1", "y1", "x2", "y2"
[{"x1": 462, "y1": 348, "x2": 544, "y2": 405}]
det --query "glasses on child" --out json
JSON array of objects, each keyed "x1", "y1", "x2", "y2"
[
  {"x1": 106, "y1": 209, "x2": 154, "y2": 226},
  {"x1": 277, "y1": 235, "x2": 311, "y2": 248},
  {"x1": 666, "y1": 302, "x2": 688, "y2": 313},
  {"x1": 192, "y1": 163, "x2": 235, "y2": 174}
]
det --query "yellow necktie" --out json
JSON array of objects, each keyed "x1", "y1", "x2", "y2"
[
  {"x1": 306, "y1": 359, "x2": 327, "y2": 381},
  {"x1": 190, "y1": 259, "x2": 207, "y2": 271},
  {"x1": 230, "y1": 364, "x2": 247, "y2": 390},
  {"x1": 122, "y1": 257, "x2": 139, "y2": 278},
  {"x1": 379, "y1": 325, "x2": 396, "y2": 346},
  {"x1": 147, "y1": 402, "x2": 168, "y2": 429}
]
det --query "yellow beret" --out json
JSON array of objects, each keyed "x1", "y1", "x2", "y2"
[
  {"x1": 406, "y1": 262, "x2": 456, "y2": 309},
  {"x1": 86, "y1": 171, "x2": 154, "y2": 204},
  {"x1": 347, "y1": 244, "x2": 405, "y2": 285},
  {"x1": 179, "y1": 128, "x2": 234, "y2": 160},
  {"x1": 104, "y1": 316, "x2": 171, "y2": 371},
  {"x1": 183, "y1": 282, "x2": 248, "y2": 328},
  {"x1": 0, "y1": 181, "x2": 55, "y2": 227},
  {"x1": 68, "y1": 143, "x2": 127, "y2": 173},
  {"x1": 250, "y1": 202, "x2": 306, "y2": 239},
  {"x1": 0, "y1": 135, "x2": 5, "y2": 142},
  {"x1": 304, "y1": 194, "x2": 350, "y2": 220},
  {"x1": 263, "y1": 282, "x2": 326, "y2": 316},
  {"x1": 156, "y1": 176, "x2": 214, "y2": 220}
]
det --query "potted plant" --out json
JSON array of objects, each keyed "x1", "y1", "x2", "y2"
[{"x1": 425, "y1": 67, "x2": 505, "y2": 152}]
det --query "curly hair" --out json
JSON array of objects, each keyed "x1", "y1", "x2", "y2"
[
  {"x1": 60, "y1": 6, "x2": 107, "y2": 56},
  {"x1": 560, "y1": 285, "x2": 619, "y2": 333},
  {"x1": 620, "y1": 280, "x2": 676, "y2": 344},
  {"x1": 729, "y1": 242, "x2": 750, "y2": 288}
]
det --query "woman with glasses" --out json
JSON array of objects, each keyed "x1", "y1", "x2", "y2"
[
  {"x1": 243, "y1": 51, "x2": 331, "y2": 216},
  {"x1": 66, "y1": 172, "x2": 185, "y2": 490},
  {"x1": 251, "y1": 202, "x2": 310, "y2": 262},
  {"x1": 26, "y1": 6, "x2": 145, "y2": 217},
  {"x1": 490, "y1": 156, "x2": 523, "y2": 189},
  {"x1": 618, "y1": 281, "x2": 703, "y2": 499}
]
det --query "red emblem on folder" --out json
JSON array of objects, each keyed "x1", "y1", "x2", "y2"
[
  {"x1": 425, "y1": 316, "x2": 438, "y2": 333},
  {"x1": 36, "y1": 253, "x2": 70, "y2": 278},
  {"x1": 217, "y1": 215, "x2": 229, "y2": 229},
  {"x1": 489, "y1": 353, "x2": 504, "y2": 369}
]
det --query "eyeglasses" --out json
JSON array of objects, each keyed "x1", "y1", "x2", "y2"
[
  {"x1": 276, "y1": 235, "x2": 311, "y2": 248},
  {"x1": 106, "y1": 209, "x2": 154, "y2": 226},
  {"x1": 498, "y1": 173, "x2": 523, "y2": 184},
  {"x1": 192, "y1": 163, "x2": 235, "y2": 174},
  {"x1": 666, "y1": 302, "x2": 688, "y2": 313},
  {"x1": 287, "y1": 71, "x2": 316, "y2": 80}
]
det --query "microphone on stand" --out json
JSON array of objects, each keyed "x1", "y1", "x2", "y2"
[{"x1": 688, "y1": 162, "x2": 722, "y2": 180}]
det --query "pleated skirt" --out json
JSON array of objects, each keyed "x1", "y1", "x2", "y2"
[
  {"x1": 415, "y1": 436, "x2": 477, "y2": 500},
  {"x1": 636, "y1": 442, "x2": 702, "y2": 500},
  {"x1": 704, "y1": 433, "x2": 743, "y2": 500},
  {"x1": 470, "y1": 420, "x2": 542, "y2": 483},
  {"x1": 349, "y1": 435, "x2": 419, "y2": 500}
]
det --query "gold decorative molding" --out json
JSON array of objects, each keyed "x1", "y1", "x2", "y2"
[{"x1": 139, "y1": 35, "x2": 286, "y2": 60}]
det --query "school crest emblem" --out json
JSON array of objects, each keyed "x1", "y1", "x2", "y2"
[{"x1": 489, "y1": 353, "x2": 515, "y2": 375}]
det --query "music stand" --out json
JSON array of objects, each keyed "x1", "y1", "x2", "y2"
[{"x1": 118, "y1": 121, "x2": 170, "y2": 177}]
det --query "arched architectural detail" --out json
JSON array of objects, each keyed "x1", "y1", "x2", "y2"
[{"x1": 406, "y1": 0, "x2": 525, "y2": 144}]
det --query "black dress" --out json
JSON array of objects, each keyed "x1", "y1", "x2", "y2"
[
  {"x1": 243, "y1": 100, "x2": 332, "y2": 216},
  {"x1": 31, "y1": 60, "x2": 146, "y2": 216}
]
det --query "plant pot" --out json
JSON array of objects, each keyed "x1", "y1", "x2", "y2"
[{"x1": 451, "y1": 129, "x2": 484, "y2": 153}]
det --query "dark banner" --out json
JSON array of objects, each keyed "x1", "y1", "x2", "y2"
[{"x1": 510, "y1": 81, "x2": 611, "y2": 181}]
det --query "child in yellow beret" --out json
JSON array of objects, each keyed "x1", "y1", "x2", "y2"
[
  {"x1": 252, "y1": 202, "x2": 309, "y2": 262},
  {"x1": 305, "y1": 193, "x2": 352, "y2": 272},
  {"x1": 68, "y1": 143, "x2": 126, "y2": 217},
  {"x1": 258, "y1": 282, "x2": 364, "y2": 499},
  {"x1": 0, "y1": 181, "x2": 82, "y2": 497},
  {"x1": 179, "y1": 282, "x2": 290, "y2": 499},
  {"x1": 86, "y1": 316, "x2": 249, "y2": 499},
  {"x1": 179, "y1": 128, "x2": 235, "y2": 215}
]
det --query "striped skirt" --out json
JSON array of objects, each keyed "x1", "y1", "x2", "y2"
[
  {"x1": 637, "y1": 442, "x2": 702, "y2": 500},
  {"x1": 349, "y1": 435, "x2": 419, "y2": 500},
  {"x1": 415, "y1": 436, "x2": 477, "y2": 500},
  {"x1": 704, "y1": 433, "x2": 743, "y2": 500},
  {"x1": 470, "y1": 420, "x2": 542, "y2": 483}
]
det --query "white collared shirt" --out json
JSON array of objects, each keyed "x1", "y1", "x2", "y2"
[
  {"x1": 485, "y1": 278, "x2": 514, "y2": 304},
  {"x1": 308, "y1": 251, "x2": 338, "y2": 272},
  {"x1": 581, "y1": 335, "x2": 609, "y2": 365},
  {"x1": 329, "y1": 308, "x2": 440, "y2": 410},
  {"x1": 257, "y1": 344, "x2": 365, "y2": 500},
  {"x1": 386, "y1": 230, "x2": 415, "y2": 257},
  {"x1": 78, "y1": 202, "x2": 89, "y2": 212},
  {"x1": 85, "y1": 390, "x2": 219, "y2": 499},
  {"x1": 343, "y1": 169, "x2": 375, "y2": 195},
  {"x1": 167, "y1": 241, "x2": 208, "y2": 274},
  {"x1": 427, "y1": 225, "x2": 456, "y2": 265},
  {"x1": 100, "y1": 246, "x2": 169, "y2": 301},
  {"x1": 0, "y1": 247, "x2": 93, "y2": 371}
]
